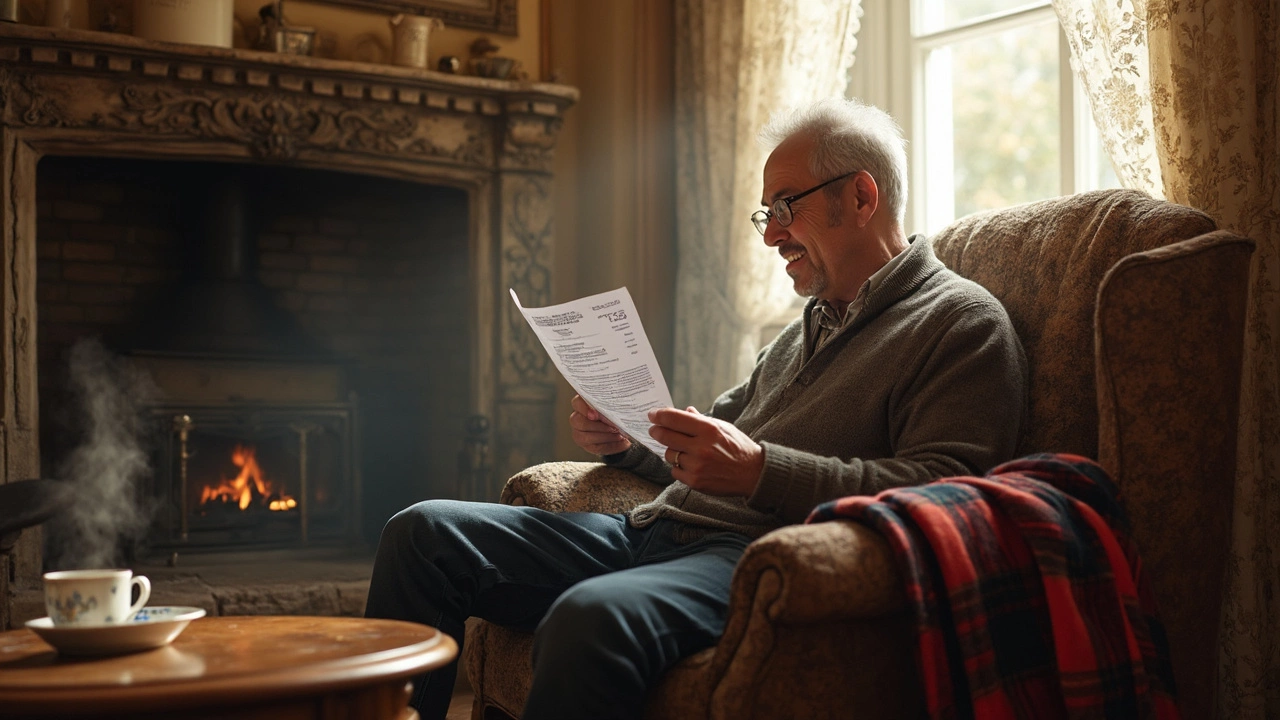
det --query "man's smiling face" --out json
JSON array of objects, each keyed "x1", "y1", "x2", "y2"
[{"x1": 759, "y1": 134, "x2": 859, "y2": 304}]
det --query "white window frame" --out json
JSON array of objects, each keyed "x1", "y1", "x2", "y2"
[{"x1": 849, "y1": 0, "x2": 1109, "y2": 234}]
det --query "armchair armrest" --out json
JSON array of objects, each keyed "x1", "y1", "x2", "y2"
[
  {"x1": 724, "y1": 520, "x2": 905, "y2": 628},
  {"x1": 500, "y1": 461, "x2": 663, "y2": 513},
  {"x1": 476, "y1": 468, "x2": 917, "y2": 720},
  {"x1": 701, "y1": 520, "x2": 911, "y2": 718},
  {"x1": 501, "y1": 463, "x2": 906, "y2": 624}
]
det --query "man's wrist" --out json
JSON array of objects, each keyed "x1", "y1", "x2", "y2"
[{"x1": 739, "y1": 445, "x2": 767, "y2": 495}]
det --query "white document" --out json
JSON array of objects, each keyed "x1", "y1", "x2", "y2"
[{"x1": 510, "y1": 287, "x2": 674, "y2": 456}]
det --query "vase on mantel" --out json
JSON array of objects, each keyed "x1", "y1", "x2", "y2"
[{"x1": 132, "y1": 0, "x2": 234, "y2": 49}]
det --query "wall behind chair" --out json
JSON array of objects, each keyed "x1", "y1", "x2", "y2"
[{"x1": 548, "y1": 0, "x2": 677, "y2": 460}]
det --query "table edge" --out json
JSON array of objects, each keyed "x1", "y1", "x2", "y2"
[{"x1": 0, "y1": 628, "x2": 457, "y2": 714}]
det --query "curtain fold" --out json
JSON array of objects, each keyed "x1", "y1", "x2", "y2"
[
  {"x1": 1147, "y1": 3, "x2": 1280, "y2": 718},
  {"x1": 671, "y1": 0, "x2": 861, "y2": 408},
  {"x1": 1051, "y1": 0, "x2": 1163, "y2": 195}
]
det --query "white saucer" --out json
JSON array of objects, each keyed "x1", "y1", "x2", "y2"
[{"x1": 25, "y1": 606, "x2": 207, "y2": 656}]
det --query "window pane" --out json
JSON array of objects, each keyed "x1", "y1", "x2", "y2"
[
  {"x1": 915, "y1": 0, "x2": 1048, "y2": 35},
  {"x1": 1081, "y1": 114, "x2": 1122, "y2": 192},
  {"x1": 1093, "y1": 142, "x2": 1121, "y2": 190},
  {"x1": 922, "y1": 18, "x2": 1060, "y2": 230},
  {"x1": 1074, "y1": 74, "x2": 1123, "y2": 193}
]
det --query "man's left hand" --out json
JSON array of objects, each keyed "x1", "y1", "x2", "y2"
[{"x1": 648, "y1": 407, "x2": 765, "y2": 497}]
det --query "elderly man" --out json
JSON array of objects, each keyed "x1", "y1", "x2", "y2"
[{"x1": 365, "y1": 98, "x2": 1027, "y2": 720}]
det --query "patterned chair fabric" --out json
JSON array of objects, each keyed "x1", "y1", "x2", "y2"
[{"x1": 464, "y1": 189, "x2": 1254, "y2": 720}]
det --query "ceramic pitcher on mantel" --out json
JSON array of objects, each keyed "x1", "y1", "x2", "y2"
[{"x1": 389, "y1": 14, "x2": 444, "y2": 69}]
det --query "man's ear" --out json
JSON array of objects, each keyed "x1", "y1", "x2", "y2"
[{"x1": 850, "y1": 172, "x2": 879, "y2": 228}]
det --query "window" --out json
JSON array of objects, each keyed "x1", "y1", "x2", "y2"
[{"x1": 852, "y1": 0, "x2": 1121, "y2": 234}]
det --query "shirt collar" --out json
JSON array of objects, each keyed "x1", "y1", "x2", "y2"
[{"x1": 812, "y1": 247, "x2": 909, "y2": 329}]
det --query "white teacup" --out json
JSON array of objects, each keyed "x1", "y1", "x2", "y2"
[{"x1": 43, "y1": 569, "x2": 151, "y2": 626}]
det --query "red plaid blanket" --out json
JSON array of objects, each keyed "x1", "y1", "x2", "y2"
[{"x1": 806, "y1": 453, "x2": 1179, "y2": 720}]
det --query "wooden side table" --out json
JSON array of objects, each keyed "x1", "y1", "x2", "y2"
[{"x1": 0, "y1": 615, "x2": 457, "y2": 719}]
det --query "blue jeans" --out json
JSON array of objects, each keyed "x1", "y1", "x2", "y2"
[{"x1": 363, "y1": 500, "x2": 751, "y2": 720}]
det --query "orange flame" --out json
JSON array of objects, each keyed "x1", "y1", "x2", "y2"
[{"x1": 199, "y1": 444, "x2": 297, "y2": 512}]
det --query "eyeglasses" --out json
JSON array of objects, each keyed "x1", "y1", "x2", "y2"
[{"x1": 751, "y1": 170, "x2": 860, "y2": 235}]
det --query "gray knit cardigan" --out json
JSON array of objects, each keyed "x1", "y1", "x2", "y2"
[{"x1": 608, "y1": 235, "x2": 1029, "y2": 539}]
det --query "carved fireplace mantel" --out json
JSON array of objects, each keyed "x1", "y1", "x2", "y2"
[{"x1": 0, "y1": 24, "x2": 576, "y2": 587}]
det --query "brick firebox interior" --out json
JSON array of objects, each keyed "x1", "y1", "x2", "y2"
[{"x1": 35, "y1": 156, "x2": 474, "y2": 545}]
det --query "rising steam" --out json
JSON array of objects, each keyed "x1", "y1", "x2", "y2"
[{"x1": 46, "y1": 339, "x2": 158, "y2": 570}]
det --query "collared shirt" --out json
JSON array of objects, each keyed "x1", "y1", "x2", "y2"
[{"x1": 809, "y1": 248, "x2": 908, "y2": 355}]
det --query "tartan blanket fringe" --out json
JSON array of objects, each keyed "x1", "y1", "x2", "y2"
[{"x1": 806, "y1": 453, "x2": 1180, "y2": 720}]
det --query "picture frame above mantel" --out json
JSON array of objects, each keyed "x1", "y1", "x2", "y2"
[{"x1": 309, "y1": 0, "x2": 517, "y2": 36}]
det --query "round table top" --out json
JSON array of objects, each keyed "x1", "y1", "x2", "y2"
[{"x1": 0, "y1": 615, "x2": 456, "y2": 714}]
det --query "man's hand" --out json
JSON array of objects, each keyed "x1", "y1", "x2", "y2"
[
  {"x1": 570, "y1": 395, "x2": 631, "y2": 456},
  {"x1": 648, "y1": 407, "x2": 765, "y2": 497}
]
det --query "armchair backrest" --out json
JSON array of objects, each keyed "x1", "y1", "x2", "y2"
[
  {"x1": 931, "y1": 189, "x2": 1216, "y2": 457},
  {"x1": 931, "y1": 188, "x2": 1254, "y2": 719}
]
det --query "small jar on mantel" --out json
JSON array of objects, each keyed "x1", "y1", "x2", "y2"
[{"x1": 132, "y1": 0, "x2": 235, "y2": 49}]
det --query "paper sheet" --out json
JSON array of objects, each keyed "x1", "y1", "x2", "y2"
[{"x1": 510, "y1": 287, "x2": 674, "y2": 456}]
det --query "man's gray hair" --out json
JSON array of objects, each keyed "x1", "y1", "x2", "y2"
[{"x1": 760, "y1": 98, "x2": 908, "y2": 226}]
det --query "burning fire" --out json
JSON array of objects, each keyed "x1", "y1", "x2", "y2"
[{"x1": 199, "y1": 444, "x2": 297, "y2": 512}]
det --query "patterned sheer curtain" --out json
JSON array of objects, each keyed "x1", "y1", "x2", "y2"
[
  {"x1": 1051, "y1": 0, "x2": 1163, "y2": 195},
  {"x1": 671, "y1": 0, "x2": 861, "y2": 408},
  {"x1": 1057, "y1": 0, "x2": 1280, "y2": 716}
]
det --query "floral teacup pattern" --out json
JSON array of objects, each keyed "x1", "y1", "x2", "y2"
[{"x1": 51, "y1": 590, "x2": 99, "y2": 624}]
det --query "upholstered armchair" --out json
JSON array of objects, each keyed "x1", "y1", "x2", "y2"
[{"x1": 465, "y1": 189, "x2": 1254, "y2": 720}]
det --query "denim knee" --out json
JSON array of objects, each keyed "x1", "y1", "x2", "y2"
[{"x1": 379, "y1": 499, "x2": 466, "y2": 551}]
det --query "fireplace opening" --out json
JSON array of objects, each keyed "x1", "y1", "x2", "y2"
[
  {"x1": 150, "y1": 405, "x2": 355, "y2": 549},
  {"x1": 37, "y1": 156, "x2": 474, "y2": 555}
]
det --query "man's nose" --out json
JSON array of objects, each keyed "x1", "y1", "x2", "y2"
[{"x1": 762, "y1": 219, "x2": 786, "y2": 247}]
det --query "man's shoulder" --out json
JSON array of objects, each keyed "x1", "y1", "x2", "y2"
[
  {"x1": 910, "y1": 266, "x2": 1014, "y2": 327},
  {"x1": 927, "y1": 266, "x2": 1002, "y2": 302}
]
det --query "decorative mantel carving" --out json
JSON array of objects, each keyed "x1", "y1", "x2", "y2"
[
  {"x1": 0, "y1": 25, "x2": 574, "y2": 171},
  {"x1": 0, "y1": 23, "x2": 577, "y2": 583}
]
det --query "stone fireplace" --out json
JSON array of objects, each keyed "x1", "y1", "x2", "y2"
[{"x1": 0, "y1": 23, "x2": 575, "y2": 624}]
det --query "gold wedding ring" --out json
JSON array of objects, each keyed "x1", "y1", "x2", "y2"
[{"x1": 672, "y1": 450, "x2": 681, "y2": 469}]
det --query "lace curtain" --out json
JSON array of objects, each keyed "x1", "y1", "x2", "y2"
[
  {"x1": 671, "y1": 0, "x2": 861, "y2": 408},
  {"x1": 1057, "y1": 0, "x2": 1280, "y2": 716},
  {"x1": 1051, "y1": 0, "x2": 1163, "y2": 195}
]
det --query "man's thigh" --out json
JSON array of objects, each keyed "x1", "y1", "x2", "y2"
[{"x1": 386, "y1": 500, "x2": 642, "y2": 628}]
